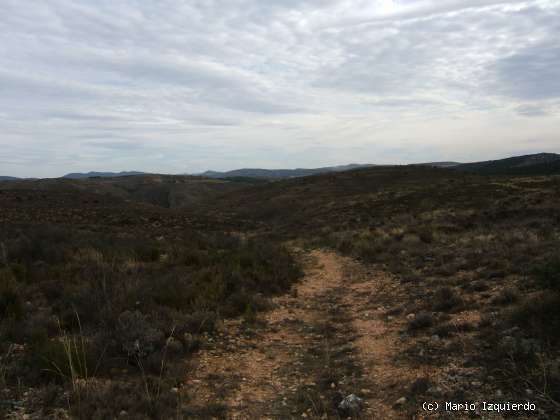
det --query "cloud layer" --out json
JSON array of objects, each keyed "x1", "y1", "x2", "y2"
[{"x1": 1, "y1": 0, "x2": 559, "y2": 177}]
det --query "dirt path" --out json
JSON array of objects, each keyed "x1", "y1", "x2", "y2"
[{"x1": 182, "y1": 249, "x2": 430, "y2": 419}]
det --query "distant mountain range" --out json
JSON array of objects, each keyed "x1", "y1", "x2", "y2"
[
  {"x1": 2, "y1": 153, "x2": 559, "y2": 181},
  {"x1": 198, "y1": 154, "x2": 560, "y2": 178},
  {"x1": 198, "y1": 164, "x2": 376, "y2": 179},
  {"x1": 62, "y1": 171, "x2": 146, "y2": 179},
  {"x1": 419, "y1": 161, "x2": 462, "y2": 168}
]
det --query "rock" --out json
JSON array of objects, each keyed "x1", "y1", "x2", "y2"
[
  {"x1": 338, "y1": 394, "x2": 363, "y2": 414},
  {"x1": 427, "y1": 386, "x2": 442, "y2": 396},
  {"x1": 471, "y1": 381, "x2": 482, "y2": 388},
  {"x1": 395, "y1": 397, "x2": 407, "y2": 406},
  {"x1": 526, "y1": 389, "x2": 534, "y2": 396},
  {"x1": 495, "y1": 389, "x2": 503, "y2": 398},
  {"x1": 406, "y1": 313, "x2": 415, "y2": 320}
]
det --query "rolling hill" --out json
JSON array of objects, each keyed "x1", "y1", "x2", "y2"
[
  {"x1": 2, "y1": 158, "x2": 560, "y2": 418},
  {"x1": 198, "y1": 163, "x2": 376, "y2": 179},
  {"x1": 62, "y1": 171, "x2": 146, "y2": 179},
  {"x1": 454, "y1": 152, "x2": 560, "y2": 175}
]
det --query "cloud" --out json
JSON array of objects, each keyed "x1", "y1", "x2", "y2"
[
  {"x1": 0, "y1": 0, "x2": 559, "y2": 177},
  {"x1": 493, "y1": 43, "x2": 560, "y2": 100},
  {"x1": 515, "y1": 104, "x2": 550, "y2": 117}
]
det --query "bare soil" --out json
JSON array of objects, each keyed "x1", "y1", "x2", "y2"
[{"x1": 182, "y1": 249, "x2": 438, "y2": 419}]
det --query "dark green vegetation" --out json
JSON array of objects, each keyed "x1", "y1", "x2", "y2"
[
  {"x1": 2, "y1": 159, "x2": 560, "y2": 418},
  {"x1": 0, "y1": 174, "x2": 253, "y2": 209},
  {"x1": 455, "y1": 152, "x2": 560, "y2": 175},
  {"x1": 0, "y1": 197, "x2": 300, "y2": 418}
]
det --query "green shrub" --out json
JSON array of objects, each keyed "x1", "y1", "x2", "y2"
[
  {"x1": 433, "y1": 286, "x2": 462, "y2": 312},
  {"x1": 408, "y1": 312, "x2": 434, "y2": 331},
  {"x1": 26, "y1": 335, "x2": 98, "y2": 383},
  {"x1": 534, "y1": 257, "x2": 560, "y2": 291},
  {"x1": 491, "y1": 288, "x2": 520, "y2": 305},
  {"x1": 510, "y1": 293, "x2": 560, "y2": 345},
  {"x1": 0, "y1": 269, "x2": 23, "y2": 320}
]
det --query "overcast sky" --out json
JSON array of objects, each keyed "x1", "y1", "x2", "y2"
[{"x1": 1, "y1": 0, "x2": 559, "y2": 177}]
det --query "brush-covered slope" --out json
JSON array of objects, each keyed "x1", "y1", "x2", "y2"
[
  {"x1": 199, "y1": 163, "x2": 375, "y2": 179},
  {"x1": 455, "y1": 152, "x2": 560, "y2": 175},
  {"x1": 0, "y1": 174, "x2": 254, "y2": 209}
]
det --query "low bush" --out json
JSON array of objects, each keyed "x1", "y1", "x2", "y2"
[
  {"x1": 0, "y1": 225, "x2": 302, "y2": 417},
  {"x1": 509, "y1": 293, "x2": 560, "y2": 345},
  {"x1": 534, "y1": 256, "x2": 560, "y2": 291},
  {"x1": 408, "y1": 312, "x2": 434, "y2": 331},
  {"x1": 491, "y1": 288, "x2": 520, "y2": 305},
  {"x1": 0, "y1": 269, "x2": 23, "y2": 320},
  {"x1": 432, "y1": 286, "x2": 462, "y2": 312}
]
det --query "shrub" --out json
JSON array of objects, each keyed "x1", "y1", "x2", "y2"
[
  {"x1": 408, "y1": 312, "x2": 434, "y2": 331},
  {"x1": 0, "y1": 269, "x2": 23, "y2": 320},
  {"x1": 26, "y1": 335, "x2": 99, "y2": 383},
  {"x1": 117, "y1": 311, "x2": 165, "y2": 359},
  {"x1": 510, "y1": 293, "x2": 560, "y2": 345},
  {"x1": 534, "y1": 257, "x2": 560, "y2": 291},
  {"x1": 433, "y1": 287, "x2": 462, "y2": 312},
  {"x1": 491, "y1": 288, "x2": 520, "y2": 305}
]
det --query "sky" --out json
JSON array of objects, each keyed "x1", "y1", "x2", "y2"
[{"x1": 1, "y1": 0, "x2": 559, "y2": 177}]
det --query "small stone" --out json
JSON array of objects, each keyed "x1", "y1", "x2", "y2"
[
  {"x1": 395, "y1": 397, "x2": 407, "y2": 406},
  {"x1": 406, "y1": 313, "x2": 415, "y2": 320},
  {"x1": 331, "y1": 382, "x2": 336, "y2": 389},
  {"x1": 526, "y1": 389, "x2": 534, "y2": 396},
  {"x1": 119, "y1": 410, "x2": 128, "y2": 417},
  {"x1": 471, "y1": 381, "x2": 482, "y2": 387},
  {"x1": 496, "y1": 389, "x2": 503, "y2": 398},
  {"x1": 338, "y1": 394, "x2": 363, "y2": 414}
]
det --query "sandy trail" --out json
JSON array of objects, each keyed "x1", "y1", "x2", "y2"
[{"x1": 183, "y1": 250, "x2": 425, "y2": 419}]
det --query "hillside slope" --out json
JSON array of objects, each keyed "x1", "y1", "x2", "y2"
[
  {"x1": 199, "y1": 163, "x2": 376, "y2": 179},
  {"x1": 455, "y1": 152, "x2": 560, "y2": 175},
  {"x1": 0, "y1": 174, "x2": 254, "y2": 209}
]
